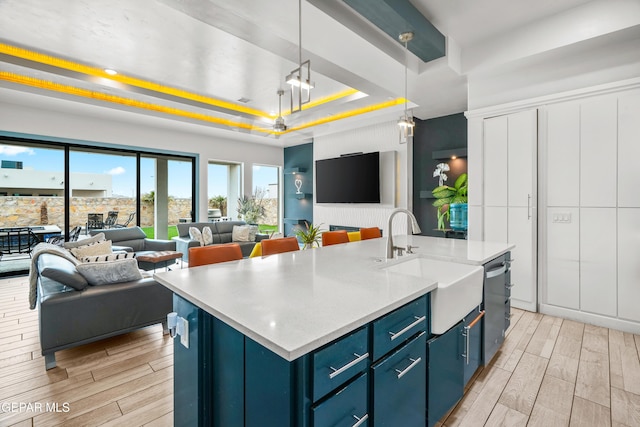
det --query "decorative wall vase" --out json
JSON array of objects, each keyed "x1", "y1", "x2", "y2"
[{"x1": 294, "y1": 179, "x2": 303, "y2": 194}]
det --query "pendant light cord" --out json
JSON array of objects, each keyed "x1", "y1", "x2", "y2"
[
  {"x1": 298, "y1": 0, "x2": 302, "y2": 67},
  {"x1": 404, "y1": 39, "x2": 408, "y2": 116}
]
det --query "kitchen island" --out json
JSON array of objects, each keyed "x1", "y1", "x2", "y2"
[{"x1": 155, "y1": 235, "x2": 513, "y2": 427}]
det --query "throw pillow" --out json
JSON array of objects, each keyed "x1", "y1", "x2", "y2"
[
  {"x1": 76, "y1": 258, "x2": 143, "y2": 286},
  {"x1": 63, "y1": 232, "x2": 105, "y2": 249},
  {"x1": 202, "y1": 226, "x2": 214, "y2": 245},
  {"x1": 248, "y1": 225, "x2": 259, "y2": 242},
  {"x1": 232, "y1": 225, "x2": 250, "y2": 242},
  {"x1": 69, "y1": 240, "x2": 112, "y2": 259},
  {"x1": 80, "y1": 252, "x2": 136, "y2": 263},
  {"x1": 189, "y1": 227, "x2": 204, "y2": 246},
  {"x1": 39, "y1": 258, "x2": 88, "y2": 291}
]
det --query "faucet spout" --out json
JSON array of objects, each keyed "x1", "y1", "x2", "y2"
[{"x1": 386, "y1": 208, "x2": 422, "y2": 259}]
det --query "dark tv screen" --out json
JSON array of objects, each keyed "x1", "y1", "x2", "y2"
[{"x1": 315, "y1": 152, "x2": 380, "y2": 203}]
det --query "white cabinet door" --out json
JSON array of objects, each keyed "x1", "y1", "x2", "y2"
[
  {"x1": 547, "y1": 103, "x2": 580, "y2": 207},
  {"x1": 483, "y1": 116, "x2": 508, "y2": 207},
  {"x1": 580, "y1": 208, "x2": 617, "y2": 317},
  {"x1": 482, "y1": 109, "x2": 538, "y2": 311},
  {"x1": 484, "y1": 207, "x2": 508, "y2": 243},
  {"x1": 580, "y1": 96, "x2": 617, "y2": 207},
  {"x1": 507, "y1": 110, "x2": 537, "y2": 208},
  {"x1": 618, "y1": 89, "x2": 640, "y2": 207},
  {"x1": 546, "y1": 208, "x2": 580, "y2": 310},
  {"x1": 508, "y1": 207, "x2": 536, "y2": 311},
  {"x1": 618, "y1": 208, "x2": 640, "y2": 322}
]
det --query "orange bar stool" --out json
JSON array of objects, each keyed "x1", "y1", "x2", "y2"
[
  {"x1": 360, "y1": 227, "x2": 382, "y2": 240},
  {"x1": 260, "y1": 237, "x2": 300, "y2": 256},
  {"x1": 188, "y1": 243, "x2": 243, "y2": 267},
  {"x1": 322, "y1": 230, "x2": 350, "y2": 246}
]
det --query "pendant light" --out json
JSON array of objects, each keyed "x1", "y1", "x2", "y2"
[
  {"x1": 286, "y1": 0, "x2": 314, "y2": 113},
  {"x1": 274, "y1": 89, "x2": 287, "y2": 132},
  {"x1": 398, "y1": 31, "x2": 415, "y2": 144}
]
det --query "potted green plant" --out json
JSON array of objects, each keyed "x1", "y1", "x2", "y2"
[
  {"x1": 294, "y1": 222, "x2": 324, "y2": 249},
  {"x1": 432, "y1": 173, "x2": 468, "y2": 230}
]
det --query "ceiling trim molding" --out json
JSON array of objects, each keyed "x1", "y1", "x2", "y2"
[{"x1": 465, "y1": 76, "x2": 640, "y2": 119}]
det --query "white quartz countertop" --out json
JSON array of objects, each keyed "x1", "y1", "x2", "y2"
[{"x1": 154, "y1": 235, "x2": 513, "y2": 361}]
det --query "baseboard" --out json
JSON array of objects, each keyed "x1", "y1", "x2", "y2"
[
  {"x1": 539, "y1": 304, "x2": 640, "y2": 335},
  {"x1": 511, "y1": 299, "x2": 537, "y2": 313}
]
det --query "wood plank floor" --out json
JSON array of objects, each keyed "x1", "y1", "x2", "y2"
[{"x1": 1, "y1": 275, "x2": 639, "y2": 426}]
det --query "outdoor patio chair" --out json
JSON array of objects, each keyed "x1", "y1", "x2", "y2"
[
  {"x1": 86, "y1": 213, "x2": 104, "y2": 234},
  {"x1": 115, "y1": 212, "x2": 136, "y2": 228},
  {"x1": 46, "y1": 226, "x2": 82, "y2": 246},
  {"x1": 103, "y1": 211, "x2": 119, "y2": 228}
]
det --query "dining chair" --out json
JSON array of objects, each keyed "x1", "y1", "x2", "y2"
[
  {"x1": 260, "y1": 237, "x2": 300, "y2": 256},
  {"x1": 321, "y1": 230, "x2": 350, "y2": 246},
  {"x1": 360, "y1": 227, "x2": 382, "y2": 240},
  {"x1": 188, "y1": 243, "x2": 243, "y2": 267}
]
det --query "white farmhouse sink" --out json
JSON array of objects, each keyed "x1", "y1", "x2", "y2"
[{"x1": 383, "y1": 257, "x2": 484, "y2": 334}]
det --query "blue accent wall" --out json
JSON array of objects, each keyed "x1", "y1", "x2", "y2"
[
  {"x1": 413, "y1": 113, "x2": 468, "y2": 237},
  {"x1": 283, "y1": 143, "x2": 313, "y2": 237}
]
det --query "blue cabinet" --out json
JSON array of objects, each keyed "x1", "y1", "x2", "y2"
[
  {"x1": 312, "y1": 373, "x2": 369, "y2": 427},
  {"x1": 373, "y1": 332, "x2": 427, "y2": 427},
  {"x1": 427, "y1": 321, "x2": 464, "y2": 427}
]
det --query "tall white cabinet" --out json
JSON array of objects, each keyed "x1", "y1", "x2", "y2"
[
  {"x1": 543, "y1": 86, "x2": 640, "y2": 331},
  {"x1": 481, "y1": 109, "x2": 538, "y2": 312},
  {"x1": 468, "y1": 79, "x2": 640, "y2": 334}
]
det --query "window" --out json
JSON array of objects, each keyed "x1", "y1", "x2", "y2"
[
  {"x1": 208, "y1": 161, "x2": 241, "y2": 221},
  {"x1": 251, "y1": 164, "x2": 280, "y2": 233}
]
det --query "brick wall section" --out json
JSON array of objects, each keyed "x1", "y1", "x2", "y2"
[{"x1": 0, "y1": 196, "x2": 279, "y2": 229}]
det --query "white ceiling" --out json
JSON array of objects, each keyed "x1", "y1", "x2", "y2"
[{"x1": 0, "y1": 0, "x2": 637, "y2": 146}]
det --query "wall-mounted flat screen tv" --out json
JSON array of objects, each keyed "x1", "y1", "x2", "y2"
[{"x1": 316, "y1": 152, "x2": 380, "y2": 203}]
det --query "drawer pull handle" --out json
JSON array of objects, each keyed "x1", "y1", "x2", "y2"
[
  {"x1": 395, "y1": 357, "x2": 422, "y2": 379},
  {"x1": 505, "y1": 313, "x2": 512, "y2": 320},
  {"x1": 388, "y1": 316, "x2": 426, "y2": 341},
  {"x1": 506, "y1": 283, "x2": 515, "y2": 290},
  {"x1": 462, "y1": 311, "x2": 484, "y2": 365},
  {"x1": 329, "y1": 352, "x2": 369, "y2": 379},
  {"x1": 351, "y1": 413, "x2": 369, "y2": 427}
]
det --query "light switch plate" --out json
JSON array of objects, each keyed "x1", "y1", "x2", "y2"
[
  {"x1": 180, "y1": 318, "x2": 189, "y2": 348},
  {"x1": 552, "y1": 213, "x2": 572, "y2": 223}
]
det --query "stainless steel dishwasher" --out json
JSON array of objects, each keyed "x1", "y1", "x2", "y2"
[{"x1": 482, "y1": 252, "x2": 513, "y2": 365}]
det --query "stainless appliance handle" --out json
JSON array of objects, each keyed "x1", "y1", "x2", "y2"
[{"x1": 486, "y1": 265, "x2": 506, "y2": 279}]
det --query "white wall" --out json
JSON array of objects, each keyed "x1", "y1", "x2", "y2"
[
  {"x1": 0, "y1": 89, "x2": 283, "y2": 221},
  {"x1": 313, "y1": 120, "x2": 411, "y2": 235}
]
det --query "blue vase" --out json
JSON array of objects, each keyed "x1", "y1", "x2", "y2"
[{"x1": 449, "y1": 203, "x2": 468, "y2": 231}]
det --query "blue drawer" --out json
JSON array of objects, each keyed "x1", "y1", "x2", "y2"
[
  {"x1": 372, "y1": 331, "x2": 427, "y2": 427},
  {"x1": 312, "y1": 326, "x2": 369, "y2": 401},
  {"x1": 312, "y1": 372, "x2": 369, "y2": 427},
  {"x1": 372, "y1": 295, "x2": 427, "y2": 360}
]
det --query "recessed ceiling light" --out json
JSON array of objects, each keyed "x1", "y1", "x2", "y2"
[{"x1": 104, "y1": 69, "x2": 118, "y2": 76}]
